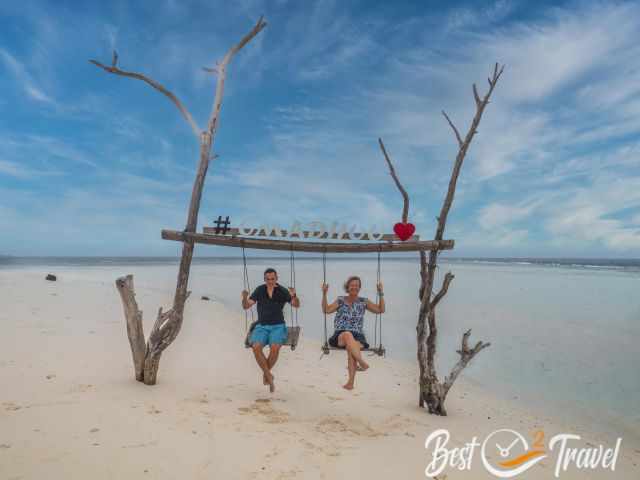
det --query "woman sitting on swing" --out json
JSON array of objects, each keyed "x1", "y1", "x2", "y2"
[{"x1": 321, "y1": 276, "x2": 385, "y2": 390}]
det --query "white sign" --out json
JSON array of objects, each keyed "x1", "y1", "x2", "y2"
[{"x1": 237, "y1": 220, "x2": 386, "y2": 241}]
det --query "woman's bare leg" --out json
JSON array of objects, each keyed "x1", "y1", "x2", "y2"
[
  {"x1": 338, "y1": 332, "x2": 369, "y2": 371},
  {"x1": 344, "y1": 353, "x2": 357, "y2": 390}
]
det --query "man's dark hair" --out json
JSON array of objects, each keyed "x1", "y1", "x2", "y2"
[{"x1": 264, "y1": 268, "x2": 277, "y2": 277}]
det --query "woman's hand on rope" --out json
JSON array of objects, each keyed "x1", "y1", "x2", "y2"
[
  {"x1": 241, "y1": 289, "x2": 249, "y2": 299},
  {"x1": 377, "y1": 282, "x2": 384, "y2": 294},
  {"x1": 321, "y1": 283, "x2": 329, "y2": 294}
]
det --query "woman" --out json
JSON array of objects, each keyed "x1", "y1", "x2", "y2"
[{"x1": 321, "y1": 276, "x2": 385, "y2": 390}]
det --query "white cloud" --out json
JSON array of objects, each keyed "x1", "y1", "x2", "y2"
[
  {"x1": 445, "y1": 0, "x2": 515, "y2": 31},
  {"x1": 0, "y1": 48, "x2": 57, "y2": 106},
  {"x1": 478, "y1": 199, "x2": 540, "y2": 230}
]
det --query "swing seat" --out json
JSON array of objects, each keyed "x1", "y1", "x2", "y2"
[
  {"x1": 321, "y1": 342, "x2": 386, "y2": 357},
  {"x1": 244, "y1": 321, "x2": 301, "y2": 350}
]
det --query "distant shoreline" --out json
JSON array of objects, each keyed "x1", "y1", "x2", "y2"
[{"x1": 2, "y1": 255, "x2": 640, "y2": 272}]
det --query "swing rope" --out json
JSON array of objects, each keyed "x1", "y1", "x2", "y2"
[
  {"x1": 241, "y1": 245, "x2": 254, "y2": 332},
  {"x1": 322, "y1": 249, "x2": 329, "y2": 350},
  {"x1": 289, "y1": 247, "x2": 299, "y2": 328},
  {"x1": 373, "y1": 248, "x2": 382, "y2": 350}
]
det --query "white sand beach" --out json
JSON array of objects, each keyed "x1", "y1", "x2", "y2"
[{"x1": 1, "y1": 265, "x2": 639, "y2": 479}]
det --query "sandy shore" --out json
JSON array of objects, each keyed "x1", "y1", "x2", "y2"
[{"x1": 1, "y1": 268, "x2": 638, "y2": 479}]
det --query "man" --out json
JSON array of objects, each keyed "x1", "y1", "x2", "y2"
[{"x1": 242, "y1": 267, "x2": 300, "y2": 393}]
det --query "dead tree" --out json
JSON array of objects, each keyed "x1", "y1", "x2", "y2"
[
  {"x1": 380, "y1": 63, "x2": 503, "y2": 415},
  {"x1": 90, "y1": 18, "x2": 267, "y2": 385}
]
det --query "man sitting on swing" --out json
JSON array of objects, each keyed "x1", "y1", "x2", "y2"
[
  {"x1": 322, "y1": 276, "x2": 385, "y2": 390},
  {"x1": 242, "y1": 268, "x2": 300, "y2": 393}
]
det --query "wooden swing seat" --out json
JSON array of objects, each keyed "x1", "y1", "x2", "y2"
[
  {"x1": 321, "y1": 343, "x2": 386, "y2": 357},
  {"x1": 244, "y1": 322, "x2": 301, "y2": 350}
]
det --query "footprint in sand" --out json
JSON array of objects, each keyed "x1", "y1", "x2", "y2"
[
  {"x1": 2, "y1": 402, "x2": 21, "y2": 411},
  {"x1": 381, "y1": 414, "x2": 414, "y2": 432},
  {"x1": 315, "y1": 416, "x2": 382, "y2": 438},
  {"x1": 69, "y1": 384, "x2": 94, "y2": 394},
  {"x1": 184, "y1": 393, "x2": 209, "y2": 405},
  {"x1": 147, "y1": 406, "x2": 161, "y2": 415},
  {"x1": 237, "y1": 399, "x2": 289, "y2": 424},
  {"x1": 0, "y1": 444, "x2": 11, "y2": 449},
  {"x1": 300, "y1": 439, "x2": 341, "y2": 457}
]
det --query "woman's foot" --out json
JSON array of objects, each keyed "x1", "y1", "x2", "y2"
[
  {"x1": 357, "y1": 359, "x2": 369, "y2": 371},
  {"x1": 342, "y1": 382, "x2": 354, "y2": 390}
]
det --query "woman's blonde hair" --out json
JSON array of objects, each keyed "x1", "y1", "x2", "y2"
[{"x1": 343, "y1": 276, "x2": 362, "y2": 293}]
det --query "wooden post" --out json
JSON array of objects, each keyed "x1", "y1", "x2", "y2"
[{"x1": 92, "y1": 18, "x2": 266, "y2": 385}]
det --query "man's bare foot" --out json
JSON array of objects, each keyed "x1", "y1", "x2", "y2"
[
  {"x1": 264, "y1": 371, "x2": 275, "y2": 393},
  {"x1": 342, "y1": 382, "x2": 354, "y2": 390},
  {"x1": 357, "y1": 359, "x2": 369, "y2": 371}
]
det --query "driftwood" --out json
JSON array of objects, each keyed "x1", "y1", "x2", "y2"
[
  {"x1": 95, "y1": 18, "x2": 266, "y2": 385},
  {"x1": 380, "y1": 64, "x2": 503, "y2": 415},
  {"x1": 162, "y1": 229, "x2": 453, "y2": 253}
]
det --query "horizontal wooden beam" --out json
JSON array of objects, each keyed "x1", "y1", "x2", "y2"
[
  {"x1": 203, "y1": 227, "x2": 420, "y2": 241},
  {"x1": 162, "y1": 230, "x2": 453, "y2": 253}
]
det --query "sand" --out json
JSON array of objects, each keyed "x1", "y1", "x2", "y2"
[{"x1": 1, "y1": 268, "x2": 639, "y2": 479}]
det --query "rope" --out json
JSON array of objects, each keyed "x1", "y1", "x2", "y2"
[
  {"x1": 322, "y1": 249, "x2": 328, "y2": 347},
  {"x1": 374, "y1": 248, "x2": 382, "y2": 349},
  {"x1": 289, "y1": 247, "x2": 298, "y2": 327},
  {"x1": 241, "y1": 245, "x2": 254, "y2": 331}
]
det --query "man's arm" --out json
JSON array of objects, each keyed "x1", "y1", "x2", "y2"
[
  {"x1": 242, "y1": 289, "x2": 256, "y2": 310},
  {"x1": 287, "y1": 287, "x2": 300, "y2": 308}
]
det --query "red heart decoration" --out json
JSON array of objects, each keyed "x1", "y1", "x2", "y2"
[{"x1": 393, "y1": 222, "x2": 415, "y2": 241}]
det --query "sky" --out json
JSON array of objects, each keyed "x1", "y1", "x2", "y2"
[{"x1": 1, "y1": 0, "x2": 640, "y2": 257}]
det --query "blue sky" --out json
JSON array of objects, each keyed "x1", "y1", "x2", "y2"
[{"x1": 1, "y1": 0, "x2": 640, "y2": 257}]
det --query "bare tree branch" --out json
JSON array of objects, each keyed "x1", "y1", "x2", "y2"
[
  {"x1": 206, "y1": 16, "x2": 267, "y2": 137},
  {"x1": 435, "y1": 63, "x2": 504, "y2": 242},
  {"x1": 378, "y1": 137, "x2": 410, "y2": 223},
  {"x1": 473, "y1": 84, "x2": 481, "y2": 108},
  {"x1": 431, "y1": 272, "x2": 454, "y2": 309},
  {"x1": 443, "y1": 329, "x2": 491, "y2": 395},
  {"x1": 441, "y1": 111, "x2": 463, "y2": 148},
  {"x1": 89, "y1": 56, "x2": 201, "y2": 138}
]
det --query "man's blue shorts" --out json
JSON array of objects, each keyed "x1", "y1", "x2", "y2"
[{"x1": 249, "y1": 323, "x2": 288, "y2": 346}]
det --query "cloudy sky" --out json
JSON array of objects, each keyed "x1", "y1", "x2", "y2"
[{"x1": 1, "y1": 0, "x2": 639, "y2": 257}]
